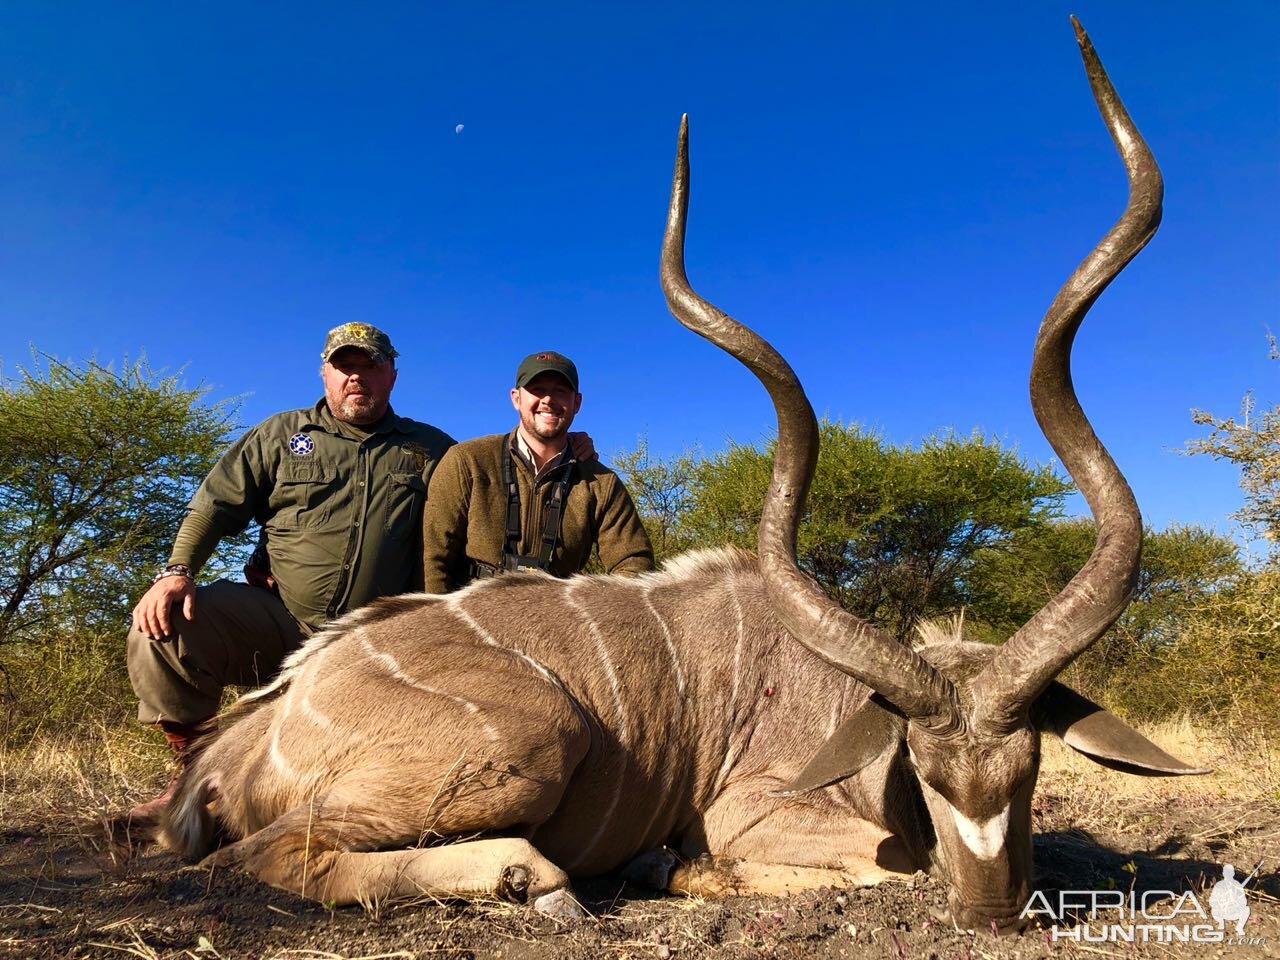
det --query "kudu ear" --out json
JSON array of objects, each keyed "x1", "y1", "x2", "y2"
[
  {"x1": 1035, "y1": 682, "x2": 1211, "y2": 776},
  {"x1": 769, "y1": 694, "x2": 906, "y2": 797}
]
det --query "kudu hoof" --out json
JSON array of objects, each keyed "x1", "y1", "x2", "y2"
[
  {"x1": 533, "y1": 888, "x2": 588, "y2": 920},
  {"x1": 499, "y1": 864, "x2": 531, "y2": 902}
]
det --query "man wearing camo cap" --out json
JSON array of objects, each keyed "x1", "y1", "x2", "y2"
[{"x1": 124, "y1": 322, "x2": 454, "y2": 819}]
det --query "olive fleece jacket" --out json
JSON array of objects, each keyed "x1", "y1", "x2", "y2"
[{"x1": 422, "y1": 431, "x2": 654, "y2": 592}]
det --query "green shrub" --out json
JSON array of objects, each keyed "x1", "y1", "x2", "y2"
[
  {"x1": 1121, "y1": 566, "x2": 1280, "y2": 731},
  {"x1": 0, "y1": 627, "x2": 136, "y2": 744}
]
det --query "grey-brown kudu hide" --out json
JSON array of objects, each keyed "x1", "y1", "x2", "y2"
[{"x1": 153, "y1": 20, "x2": 1205, "y2": 929}]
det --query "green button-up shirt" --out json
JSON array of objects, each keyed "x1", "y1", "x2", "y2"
[{"x1": 173, "y1": 399, "x2": 455, "y2": 629}]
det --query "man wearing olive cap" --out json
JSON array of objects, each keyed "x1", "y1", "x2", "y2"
[
  {"x1": 423, "y1": 350, "x2": 653, "y2": 592},
  {"x1": 124, "y1": 322, "x2": 454, "y2": 819}
]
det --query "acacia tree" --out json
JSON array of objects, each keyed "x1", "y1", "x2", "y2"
[
  {"x1": 610, "y1": 436, "x2": 700, "y2": 562},
  {"x1": 1146, "y1": 564, "x2": 1280, "y2": 730},
  {"x1": 0, "y1": 354, "x2": 238, "y2": 647},
  {"x1": 965, "y1": 519, "x2": 1241, "y2": 692},
  {"x1": 1186, "y1": 334, "x2": 1279, "y2": 547},
  {"x1": 1161, "y1": 335, "x2": 1280, "y2": 731},
  {"x1": 617, "y1": 422, "x2": 1069, "y2": 639}
]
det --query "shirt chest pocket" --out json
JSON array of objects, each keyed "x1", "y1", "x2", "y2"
[
  {"x1": 385, "y1": 471, "x2": 426, "y2": 535},
  {"x1": 273, "y1": 459, "x2": 338, "y2": 529}
]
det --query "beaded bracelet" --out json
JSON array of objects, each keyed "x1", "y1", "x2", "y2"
[{"x1": 152, "y1": 563, "x2": 195, "y2": 584}]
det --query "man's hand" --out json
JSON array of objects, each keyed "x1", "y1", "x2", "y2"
[
  {"x1": 568, "y1": 431, "x2": 597, "y2": 462},
  {"x1": 132, "y1": 576, "x2": 196, "y2": 640}
]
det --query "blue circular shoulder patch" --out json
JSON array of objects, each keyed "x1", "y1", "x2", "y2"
[{"x1": 289, "y1": 433, "x2": 315, "y2": 456}]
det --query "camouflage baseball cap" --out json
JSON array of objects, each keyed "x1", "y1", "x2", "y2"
[
  {"x1": 515, "y1": 350, "x2": 579, "y2": 391},
  {"x1": 321, "y1": 322, "x2": 398, "y2": 364}
]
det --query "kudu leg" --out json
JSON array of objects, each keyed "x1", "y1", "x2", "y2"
[
  {"x1": 199, "y1": 804, "x2": 579, "y2": 911},
  {"x1": 190, "y1": 705, "x2": 593, "y2": 913},
  {"x1": 667, "y1": 779, "x2": 913, "y2": 897},
  {"x1": 669, "y1": 858, "x2": 895, "y2": 898},
  {"x1": 179, "y1": 641, "x2": 596, "y2": 913}
]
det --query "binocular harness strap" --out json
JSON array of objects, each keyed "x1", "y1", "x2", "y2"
[{"x1": 501, "y1": 441, "x2": 577, "y2": 569}]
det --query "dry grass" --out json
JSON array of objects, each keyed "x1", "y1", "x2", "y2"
[
  {"x1": 0, "y1": 722, "x2": 169, "y2": 831},
  {"x1": 1036, "y1": 714, "x2": 1280, "y2": 840}
]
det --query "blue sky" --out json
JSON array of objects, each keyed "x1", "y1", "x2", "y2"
[{"x1": 1, "y1": 2, "x2": 1276, "y2": 542}]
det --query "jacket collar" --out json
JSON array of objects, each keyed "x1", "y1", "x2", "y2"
[{"x1": 508, "y1": 427, "x2": 575, "y2": 482}]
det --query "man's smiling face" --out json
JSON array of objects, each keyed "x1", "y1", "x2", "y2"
[{"x1": 511, "y1": 371, "x2": 582, "y2": 443}]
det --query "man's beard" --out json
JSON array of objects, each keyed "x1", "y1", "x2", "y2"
[
  {"x1": 333, "y1": 392, "x2": 384, "y2": 425},
  {"x1": 523, "y1": 410, "x2": 569, "y2": 441}
]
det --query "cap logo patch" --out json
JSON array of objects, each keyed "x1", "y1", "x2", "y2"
[{"x1": 288, "y1": 433, "x2": 315, "y2": 456}]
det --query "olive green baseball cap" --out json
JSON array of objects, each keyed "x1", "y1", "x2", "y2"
[
  {"x1": 321, "y1": 322, "x2": 399, "y2": 364},
  {"x1": 515, "y1": 351, "x2": 579, "y2": 391}
]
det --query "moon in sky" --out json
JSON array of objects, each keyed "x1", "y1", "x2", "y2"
[{"x1": 455, "y1": 124, "x2": 464, "y2": 134}]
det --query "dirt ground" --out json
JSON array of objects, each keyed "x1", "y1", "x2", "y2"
[{"x1": 1, "y1": 782, "x2": 1276, "y2": 960}]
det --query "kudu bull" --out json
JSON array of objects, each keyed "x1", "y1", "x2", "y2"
[{"x1": 148, "y1": 20, "x2": 1204, "y2": 929}]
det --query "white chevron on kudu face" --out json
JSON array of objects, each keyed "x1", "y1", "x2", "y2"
[{"x1": 948, "y1": 804, "x2": 1011, "y2": 861}]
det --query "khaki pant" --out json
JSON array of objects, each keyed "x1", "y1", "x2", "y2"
[{"x1": 127, "y1": 579, "x2": 310, "y2": 725}]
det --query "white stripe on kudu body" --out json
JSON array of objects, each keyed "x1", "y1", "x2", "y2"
[
  {"x1": 299, "y1": 691, "x2": 335, "y2": 732},
  {"x1": 727, "y1": 575, "x2": 746, "y2": 707},
  {"x1": 294, "y1": 642, "x2": 347, "y2": 736},
  {"x1": 709, "y1": 575, "x2": 749, "y2": 798},
  {"x1": 358, "y1": 629, "x2": 499, "y2": 743},
  {"x1": 563, "y1": 584, "x2": 628, "y2": 742},
  {"x1": 827, "y1": 676, "x2": 852, "y2": 739},
  {"x1": 269, "y1": 681, "x2": 301, "y2": 779},
  {"x1": 446, "y1": 593, "x2": 571, "y2": 695},
  {"x1": 445, "y1": 588, "x2": 595, "y2": 753},
  {"x1": 562, "y1": 580, "x2": 630, "y2": 869},
  {"x1": 642, "y1": 580, "x2": 687, "y2": 698}
]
